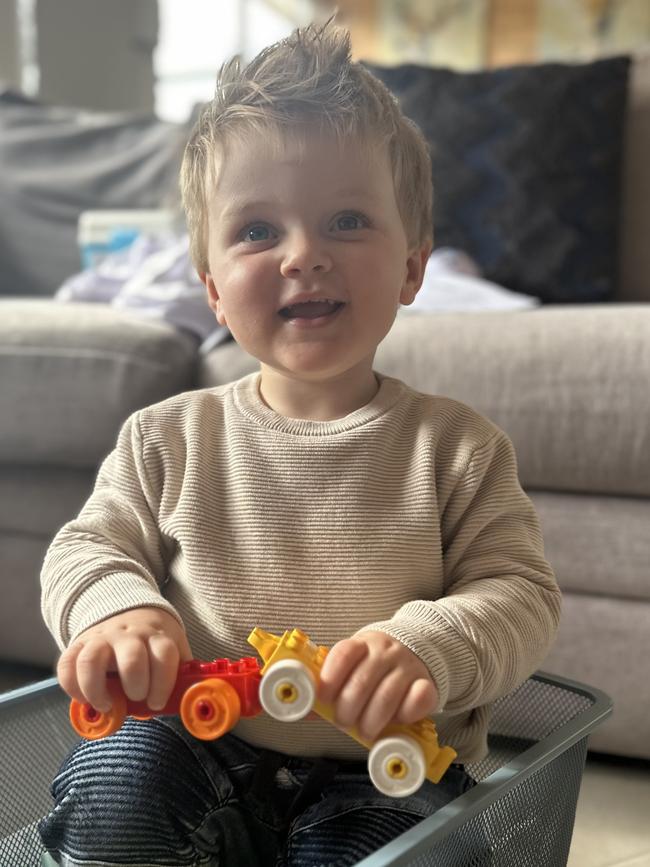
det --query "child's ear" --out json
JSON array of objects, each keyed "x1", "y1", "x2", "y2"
[
  {"x1": 399, "y1": 242, "x2": 432, "y2": 307},
  {"x1": 199, "y1": 272, "x2": 227, "y2": 327}
]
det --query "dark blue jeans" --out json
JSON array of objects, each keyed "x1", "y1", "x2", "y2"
[{"x1": 39, "y1": 716, "x2": 475, "y2": 867}]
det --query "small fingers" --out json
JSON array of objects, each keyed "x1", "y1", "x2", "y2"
[
  {"x1": 114, "y1": 637, "x2": 150, "y2": 703},
  {"x1": 146, "y1": 634, "x2": 181, "y2": 711},
  {"x1": 357, "y1": 669, "x2": 409, "y2": 741},
  {"x1": 332, "y1": 656, "x2": 388, "y2": 731},
  {"x1": 318, "y1": 638, "x2": 368, "y2": 705},
  {"x1": 175, "y1": 628, "x2": 193, "y2": 663},
  {"x1": 394, "y1": 677, "x2": 438, "y2": 724},
  {"x1": 57, "y1": 643, "x2": 87, "y2": 704},
  {"x1": 75, "y1": 641, "x2": 115, "y2": 712}
]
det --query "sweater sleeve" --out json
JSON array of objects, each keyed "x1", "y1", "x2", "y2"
[
  {"x1": 360, "y1": 429, "x2": 561, "y2": 713},
  {"x1": 41, "y1": 412, "x2": 182, "y2": 650}
]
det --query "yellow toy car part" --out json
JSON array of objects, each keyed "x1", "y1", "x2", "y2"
[{"x1": 248, "y1": 627, "x2": 457, "y2": 798}]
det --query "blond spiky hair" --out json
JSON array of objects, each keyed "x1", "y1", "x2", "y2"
[{"x1": 180, "y1": 20, "x2": 433, "y2": 273}]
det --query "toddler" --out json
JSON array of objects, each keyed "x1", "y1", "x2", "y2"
[{"x1": 39, "y1": 21, "x2": 561, "y2": 867}]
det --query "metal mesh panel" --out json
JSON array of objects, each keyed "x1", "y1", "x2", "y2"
[
  {"x1": 0, "y1": 683, "x2": 78, "y2": 867},
  {"x1": 468, "y1": 676, "x2": 592, "y2": 783},
  {"x1": 390, "y1": 740, "x2": 587, "y2": 867}
]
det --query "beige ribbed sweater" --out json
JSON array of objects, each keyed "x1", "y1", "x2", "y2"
[{"x1": 41, "y1": 372, "x2": 560, "y2": 763}]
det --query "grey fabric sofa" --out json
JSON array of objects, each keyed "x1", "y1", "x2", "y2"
[{"x1": 1, "y1": 55, "x2": 649, "y2": 761}]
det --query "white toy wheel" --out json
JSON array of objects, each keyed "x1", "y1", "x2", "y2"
[
  {"x1": 259, "y1": 659, "x2": 316, "y2": 722},
  {"x1": 368, "y1": 736, "x2": 426, "y2": 797}
]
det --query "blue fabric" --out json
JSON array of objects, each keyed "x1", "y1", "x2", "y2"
[{"x1": 38, "y1": 716, "x2": 474, "y2": 866}]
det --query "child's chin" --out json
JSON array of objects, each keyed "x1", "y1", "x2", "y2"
[{"x1": 271, "y1": 356, "x2": 352, "y2": 380}]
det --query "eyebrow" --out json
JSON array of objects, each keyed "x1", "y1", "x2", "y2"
[{"x1": 220, "y1": 201, "x2": 276, "y2": 221}]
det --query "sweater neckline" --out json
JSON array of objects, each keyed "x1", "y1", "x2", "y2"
[{"x1": 232, "y1": 372, "x2": 405, "y2": 436}]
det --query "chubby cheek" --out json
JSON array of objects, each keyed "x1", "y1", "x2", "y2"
[
  {"x1": 222, "y1": 271, "x2": 280, "y2": 342},
  {"x1": 216, "y1": 260, "x2": 272, "y2": 318},
  {"x1": 359, "y1": 260, "x2": 405, "y2": 313}
]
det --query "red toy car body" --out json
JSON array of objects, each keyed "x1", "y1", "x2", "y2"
[{"x1": 70, "y1": 656, "x2": 263, "y2": 741}]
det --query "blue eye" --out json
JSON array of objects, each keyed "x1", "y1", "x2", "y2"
[
  {"x1": 333, "y1": 213, "x2": 367, "y2": 232},
  {"x1": 242, "y1": 224, "x2": 273, "y2": 243}
]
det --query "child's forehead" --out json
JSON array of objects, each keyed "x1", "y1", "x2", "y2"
[
  {"x1": 208, "y1": 138, "x2": 393, "y2": 219},
  {"x1": 218, "y1": 125, "x2": 386, "y2": 172}
]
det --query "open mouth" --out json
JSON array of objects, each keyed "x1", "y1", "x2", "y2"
[{"x1": 279, "y1": 299, "x2": 345, "y2": 321}]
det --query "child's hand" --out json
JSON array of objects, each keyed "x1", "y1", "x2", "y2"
[
  {"x1": 57, "y1": 607, "x2": 192, "y2": 714},
  {"x1": 318, "y1": 631, "x2": 438, "y2": 742}
]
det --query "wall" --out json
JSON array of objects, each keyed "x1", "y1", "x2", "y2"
[
  {"x1": 335, "y1": 0, "x2": 650, "y2": 67},
  {"x1": 35, "y1": 0, "x2": 157, "y2": 112},
  {"x1": 7, "y1": 0, "x2": 650, "y2": 113},
  {"x1": 0, "y1": 0, "x2": 19, "y2": 89},
  {"x1": 487, "y1": 0, "x2": 538, "y2": 66}
]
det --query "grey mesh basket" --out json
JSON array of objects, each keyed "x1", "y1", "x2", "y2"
[
  {"x1": 0, "y1": 672, "x2": 611, "y2": 867},
  {"x1": 357, "y1": 672, "x2": 612, "y2": 867}
]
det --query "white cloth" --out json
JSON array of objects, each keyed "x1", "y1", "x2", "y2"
[
  {"x1": 404, "y1": 247, "x2": 540, "y2": 314},
  {"x1": 56, "y1": 234, "x2": 229, "y2": 347}
]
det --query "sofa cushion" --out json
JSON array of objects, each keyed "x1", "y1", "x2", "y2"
[
  {"x1": 0, "y1": 465, "x2": 95, "y2": 537},
  {"x1": 542, "y1": 592, "x2": 650, "y2": 760},
  {"x1": 374, "y1": 306, "x2": 650, "y2": 497},
  {"x1": 530, "y1": 491, "x2": 650, "y2": 601},
  {"x1": 198, "y1": 337, "x2": 259, "y2": 388},
  {"x1": 199, "y1": 305, "x2": 650, "y2": 497},
  {"x1": 0, "y1": 300, "x2": 197, "y2": 467},
  {"x1": 0, "y1": 532, "x2": 59, "y2": 664},
  {"x1": 365, "y1": 56, "x2": 630, "y2": 303}
]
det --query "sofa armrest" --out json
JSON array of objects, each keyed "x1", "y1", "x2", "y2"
[{"x1": 0, "y1": 300, "x2": 197, "y2": 468}]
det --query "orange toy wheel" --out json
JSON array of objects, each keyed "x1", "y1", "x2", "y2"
[
  {"x1": 70, "y1": 693, "x2": 127, "y2": 740},
  {"x1": 180, "y1": 678, "x2": 241, "y2": 740}
]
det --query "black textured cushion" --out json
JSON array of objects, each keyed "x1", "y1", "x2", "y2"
[{"x1": 365, "y1": 57, "x2": 630, "y2": 302}]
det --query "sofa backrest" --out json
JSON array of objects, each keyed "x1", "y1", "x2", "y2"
[{"x1": 618, "y1": 51, "x2": 650, "y2": 301}]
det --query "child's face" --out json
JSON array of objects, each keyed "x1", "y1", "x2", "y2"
[{"x1": 201, "y1": 131, "x2": 429, "y2": 388}]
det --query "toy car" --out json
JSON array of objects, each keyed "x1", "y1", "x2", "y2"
[
  {"x1": 69, "y1": 656, "x2": 263, "y2": 740},
  {"x1": 248, "y1": 627, "x2": 457, "y2": 797}
]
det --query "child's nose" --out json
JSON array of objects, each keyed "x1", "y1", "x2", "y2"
[{"x1": 280, "y1": 233, "x2": 332, "y2": 277}]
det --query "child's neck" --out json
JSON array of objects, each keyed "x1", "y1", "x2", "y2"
[{"x1": 258, "y1": 367, "x2": 379, "y2": 421}]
